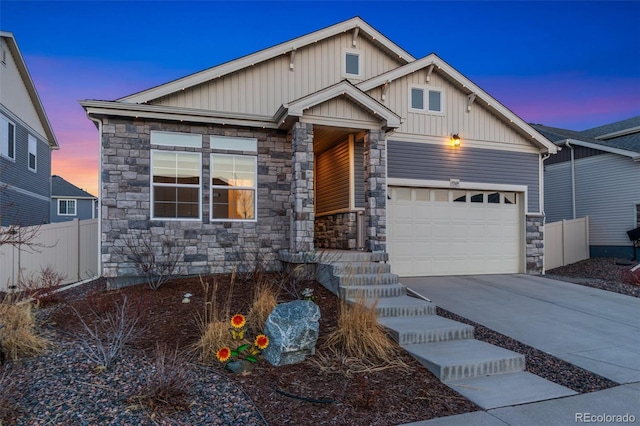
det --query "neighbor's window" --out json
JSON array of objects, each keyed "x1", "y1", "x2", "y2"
[
  {"x1": 151, "y1": 151, "x2": 201, "y2": 219},
  {"x1": 28, "y1": 135, "x2": 37, "y2": 171},
  {"x1": 58, "y1": 199, "x2": 76, "y2": 216},
  {"x1": 0, "y1": 114, "x2": 15, "y2": 160},
  {"x1": 211, "y1": 154, "x2": 257, "y2": 221},
  {"x1": 343, "y1": 49, "x2": 362, "y2": 79},
  {"x1": 409, "y1": 85, "x2": 444, "y2": 113}
]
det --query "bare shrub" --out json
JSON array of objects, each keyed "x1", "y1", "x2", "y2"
[
  {"x1": 70, "y1": 294, "x2": 147, "y2": 369},
  {"x1": 18, "y1": 265, "x2": 66, "y2": 306},
  {"x1": 123, "y1": 236, "x2": 183, "y2": 290},
  {"x1": 0, "y1": 297, "x2": 49, "y2": 362},
  {"x1": 132, "y1": 344, "x2": 194, "y2": 413}
]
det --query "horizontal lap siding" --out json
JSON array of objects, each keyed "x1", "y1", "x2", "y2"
[
  {"x1": 354, "y1": 142, "x2": 364, "y2": 208},
  {"x1": 388, "y1": 140, "x2": 540, "y2": 212},
  {"x1": 544, "y1": 163, "x2": 574, "y2": 223},
  {"x1": 316, "y1": 141, "x2": 350, "y2": 213},
  {"x1": 574, "y1": 154, "x2": 640, "y2": 246}
]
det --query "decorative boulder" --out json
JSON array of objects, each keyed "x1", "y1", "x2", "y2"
[{"x1": 263, "y1": 300, "x2": 321, "y2": 366}]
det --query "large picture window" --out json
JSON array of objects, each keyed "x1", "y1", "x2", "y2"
[
  {"x1": 211, "y1": 154, "x2": 257, "y2": 221},
  {"x1": 151, "y1": 151, "x2": 201, "y2": 219}
]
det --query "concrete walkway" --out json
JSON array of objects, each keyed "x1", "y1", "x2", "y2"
[
  {"x1": 402, "y1": 274, "x2": 640, "y2": 384},
  {"x1": 400, "y1": 274, "x2": 640, "y2": 425}
]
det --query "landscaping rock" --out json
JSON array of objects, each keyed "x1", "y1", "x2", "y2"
[{"x1": 263, "y1": 300, "x2": 320, "y2": 366}]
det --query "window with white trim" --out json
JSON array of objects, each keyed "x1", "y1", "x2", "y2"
[
  {"x1": 58, "y1": 199, "x2": 76, "y2": 216},
  {"x1": 409, "y1": 85, "x2": 444, "y2": 113},
  {"x1": 342, "y1": 49, "x2": 362, "y2": 79},
  {"x1": 28, "y1": 134, "x2": 37, "y2": 171},
  {"x1": 211, "y1": 154, "x2": 257, "y2": 221},
  {"x1": 1, "y1": 114, "x2": 15, "y2": 160},
  {"x1": 151, "y1": 150, "x2": 201, "y2": 220}
]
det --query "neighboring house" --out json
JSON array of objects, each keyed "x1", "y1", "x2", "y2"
[
  {"x1": 0, "y1": 31, "x2": 59, "y2": 226},
  {"x1": 50, "y1": 175, "x2": 98, "y2": 222},
  {"x1": 81, "y1": 17, "x2": 557, "y2": 281},
  {"x1": 534, "y1": 117, "x2": 640, "y2": 259}
]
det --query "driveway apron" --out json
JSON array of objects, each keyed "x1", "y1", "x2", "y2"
[{"x1": 402, "y1": 274, "x2": 640, "y2": 384}]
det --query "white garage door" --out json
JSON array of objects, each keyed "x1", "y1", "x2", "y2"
[{"x1": 388, "y1": 186, "x2": 523, "y2": 277}]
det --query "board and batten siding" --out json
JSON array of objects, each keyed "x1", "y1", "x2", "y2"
[
  {"x1": 543, "y1": 162, "x2": 574, "y2": 223},
  {"x1": 367, "y1": 71, "x2": 534, "y2": 147},
  {"x1": 152, "y1": 34, "x2": 403, "y2": 116},
  {"x1": 388, "y1": 140, "x2": 540, "y2": 212},
  {"x1": 304, "y1": 97, "x2": 380, "y2": 126},
  {"x1": 316, "y1": 140, "x2": 350, "y2": 214},
  {"x1": 572, "y1": 154, "x2": 640, "y2": 246}
]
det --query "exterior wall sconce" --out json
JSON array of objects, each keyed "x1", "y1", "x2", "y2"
[{"x1": 451, "y1": 134, "x2": 461, "y2": 147}]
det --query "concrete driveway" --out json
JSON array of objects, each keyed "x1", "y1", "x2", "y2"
[{"x1": 402, "y1": 274, "x2": 640, "y2": 384}]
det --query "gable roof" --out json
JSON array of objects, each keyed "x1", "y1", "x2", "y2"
[
  {"x1": 51, "y1": 175, "x2": 96, "y2": 199},
  {"x1": 119, "y1": 17, "x2": 415, "y2": 105},
  {"x1": 357, "y1": 53, "x2": 557, "y2": 154},
  {"x1": 532, "y1": 122, "x2": 640, "y2": 160},
  {"x1": 0, "y1": 31, "x2": 59, "y2": 149},
  {"x1": 276, "y1": 80, "x2": 401, "y2": 130}
]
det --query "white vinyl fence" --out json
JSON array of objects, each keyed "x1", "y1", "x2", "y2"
[
  {"x1": 0, "y1": 218, "x2": 99, "y2": 291},
  {"x1": 545, "y1": 217, "x2": 590, "y2": 271}
]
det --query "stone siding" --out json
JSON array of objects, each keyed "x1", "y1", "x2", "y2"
[
  {"x1": 314, "y1": 211, "x2": 362, "y2": 250},
  {"x1": 100, "y1": 117, "x2": 291, "y2": 279},
  {"x1": 289, "y1": 122, "x2": 315, "y2": 252},
  {"x1": 527, "y1": 214, "x2": 544, "y2": 274},
  {"x1": 363, "y1": 130, "x2": 387, "y2": 252}
]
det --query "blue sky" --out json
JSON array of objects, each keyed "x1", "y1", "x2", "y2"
[{"x1": 1, "y1": 1, "x2": 639, "y2": 195}]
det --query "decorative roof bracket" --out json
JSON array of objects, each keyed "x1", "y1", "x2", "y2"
[
  {"x1": 466, "y1": 93, "x2": 477, "y2": 112},
  {"x1": 425, "y1": 64, "x2": 434, "y2": 83},
  {"x1": 353, "y1": 27, "x2": 360, "y2": 47},
  {"x1": 289, "y1": 49, "x2": 296, "y2": 71},
  {"x1": 381, "y1": 80, "x2": 390, "y2": 101}
]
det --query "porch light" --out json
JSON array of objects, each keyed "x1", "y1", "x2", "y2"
[{"x1": 451, "y1": 134, "x2": 461, "y2": 147}]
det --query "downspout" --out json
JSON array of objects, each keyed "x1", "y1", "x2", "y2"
[
  {"x1": 565, "y1": 140, "x2": 576, "y2": 219},
  {"x1": 540, "y1": 153, "x2": 551, "y2": 275},
  {"x1": 86, "y1": 113, "x2": 103, "y2": 278}
]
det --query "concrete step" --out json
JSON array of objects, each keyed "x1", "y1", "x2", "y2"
[
  {"x1": 379, "y1": 315, "x2": 474, "y2": 345},
  {"x1": 330, "y1": 261, "x2": 391, "y2": 275},
  {"x1": 340, "y1": 283, "x2": 406, "y2": 299},
  {"x1": 346, "y1": 295, "x2": 436, "y2": 318},
  {"x1": 336, "y1": 272, "x2": 399, "y2": 286},
  {"x1": 446, "y1": 371, "x2": 577, "y2": 410},
  {"x1": 318, "y1": 250, "x2": 388, "y2": 263},
  {"x1": 403, "y1": 339, "x2": 525, "y2": 382}
]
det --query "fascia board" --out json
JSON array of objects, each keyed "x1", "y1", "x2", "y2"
[
  {"x1": 286, "y1": 82, "x2": 401, "y2": 128},
  {"x1": 595, "y1": 126, "x2": 640, "y2": 140},
  {"x1": 80, "y1": 100, "x2": 279, "y2": 129},
  {"x1": 564, "y1": 138, "x2": 640, "y2": 160},
  {"x1": 118, "y1": 17, "x2": 414, "y2": 104},
  {"x1": 1, "y1": 32, "x2": 59, "y2": 149},
  {"x1": 359, "y1": 54, "x2": 558, "y2": 154}
]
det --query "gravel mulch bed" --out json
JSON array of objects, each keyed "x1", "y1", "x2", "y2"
[
  {"x1": 2, "y1": 257, "x2": 636, "y2": 425},
  {"x1": 546, "y1": 257, "x2": 640, "y2": 298}
]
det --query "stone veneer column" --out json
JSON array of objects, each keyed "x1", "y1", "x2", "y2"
[
  {"x1": 290, "y1": 122, "x2": 315, "y2": 252},
  {"x1": 364, "y1": 130, "x2": 387, "y2": 252},
  {"x1": 526, "y1": 214, "x2": 544, "y2": 274}
]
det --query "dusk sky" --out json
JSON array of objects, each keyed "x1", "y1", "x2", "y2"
[{"x1": 2, "y1": 1, "x2": 639, "y2": 197}]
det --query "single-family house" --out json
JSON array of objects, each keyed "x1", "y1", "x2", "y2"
[
  {"x1": 50, "y1": 175, "x2": 98, "y2": 222},
  {"x1": 0, "y1": 31, "x2": 59, "y2": 227},
  {"x1": 534, "y1": 117, "x2": 640, "y2": 259},
  {"x1": 81, "y1": 17, "x2": 557, "y2": 281}
]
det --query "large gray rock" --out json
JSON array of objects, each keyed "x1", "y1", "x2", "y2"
[{"x1": 263, "y1": 300, "x2": 321, "y2": 366}]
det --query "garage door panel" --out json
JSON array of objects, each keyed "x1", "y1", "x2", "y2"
[{"x1": 389, "y1": 186, "x2": 523, "y2": 277}]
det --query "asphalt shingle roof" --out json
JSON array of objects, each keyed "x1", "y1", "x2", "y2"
[{"x1": 51, "y1": 175, "x2": 96, "y2": 198}]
